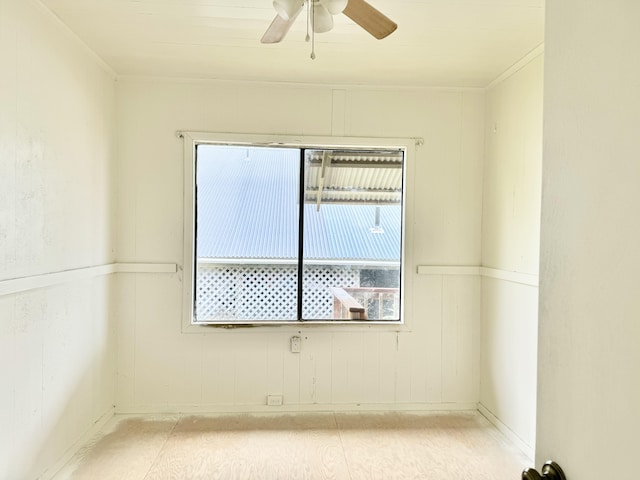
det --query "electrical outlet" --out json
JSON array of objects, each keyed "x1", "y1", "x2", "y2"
[
  {"x1": 290, "y1": 335, "x2": 301, "y2": 353},
  {"x1": 267, "y1": 395, "x2": 283, "y2": 406}
]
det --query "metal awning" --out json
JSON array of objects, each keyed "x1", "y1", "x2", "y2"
[{"x1": 304, "y1": 150, "x2": 403, "y2": 208}]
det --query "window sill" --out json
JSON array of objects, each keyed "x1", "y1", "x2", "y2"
[{"x1": 181, "y1": 320, "x2": 410, "y2": 334}]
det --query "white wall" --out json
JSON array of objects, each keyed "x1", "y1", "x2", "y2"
[
  {"x1": 0, "y1": 1, "x2": 117, "y2": 478},
  {"x1": 537, "y1": 1, "x2": 640, "y2": 477},
  {"x1": 115, "y1": 79, "x2": 485, "y2": 413},
  {"x1": 480, "y1": 54, "x2": 543, "y2": 457}
]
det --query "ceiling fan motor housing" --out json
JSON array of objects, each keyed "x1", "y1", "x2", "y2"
[
  {"x1": 263, "y1": 0, "x2": 397, "y2": 44},
  {"x1": 272, "y1": 0, "x2": 303, "y2": 20}
]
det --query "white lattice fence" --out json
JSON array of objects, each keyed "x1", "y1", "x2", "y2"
[{"x1": 195, "y1": 263, "x2": 360, "y2": 321}]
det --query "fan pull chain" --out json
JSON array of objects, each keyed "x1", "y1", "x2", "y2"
[
  {"x1": 310, "y1": 1, "x2": 316, "y2": 59},
  {"x1": 305, "y1": 0, "x2": 310, "y2": 42}
]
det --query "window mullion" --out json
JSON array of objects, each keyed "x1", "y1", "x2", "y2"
[{"x1": 297, "y1": 148, "x2": 305, "y2": 321}]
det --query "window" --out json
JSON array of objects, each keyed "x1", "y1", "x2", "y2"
[{"x1": 182, "y1": 134, "x2": 408, "y2": 326}]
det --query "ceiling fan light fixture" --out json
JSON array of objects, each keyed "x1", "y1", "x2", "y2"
[
  {"x1": 321, "y1": 0, "x2": 348, "y2": 15},
  {"x1": 273, "y1": 0, "x2": 302, "y2": 20},
  {"x1": 312, "y1": 3, "x2": 334, "y2": 33}
]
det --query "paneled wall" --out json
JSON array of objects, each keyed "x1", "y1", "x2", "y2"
[
  {"x1": 480, "y1": 54, "x2": 543, "y2": 457},
  {"x1": 115, "y1": 79, "x2": 484, "y2": 413},
  {"x1": 0, "y1": 1, "x2": 117, "y2": 478}
]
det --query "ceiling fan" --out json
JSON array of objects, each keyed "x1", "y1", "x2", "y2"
[{"x1": 261, "y1": 0, "x2": 397, "y2": 52}]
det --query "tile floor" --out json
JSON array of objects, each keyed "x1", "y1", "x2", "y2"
[{"x1": 53, "y1": 411, "x2": 531, "y2": 480}]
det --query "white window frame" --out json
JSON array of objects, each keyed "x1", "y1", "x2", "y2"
[{"x1": 181, "y1": 132, "x2": 415, "y2": 333}]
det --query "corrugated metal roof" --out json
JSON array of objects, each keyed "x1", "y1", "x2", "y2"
[{"x1": 196, "y1": 145, "x2": 402, "y2": 261}]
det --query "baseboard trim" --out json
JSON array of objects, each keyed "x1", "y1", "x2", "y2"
[
  {"x1": 478, "y1": 403, "x2": 534, "y2": 461},
  {"x1": 115, "y1": 402, "x2": 479, "y2": 415},
  {"x1": 39, "y1": 406, "x2": 115, "y2": 480}
]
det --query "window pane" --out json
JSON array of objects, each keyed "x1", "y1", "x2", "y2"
[
  {"x1": 195, "y1": 146, "x2": 300, "y2": 322},
  {"x1": 302, "y1": 150, "x2": 403, "y2": 321}
]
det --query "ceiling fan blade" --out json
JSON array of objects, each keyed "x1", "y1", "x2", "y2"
[
  {"x1": 343, "y1": 0, "x2": 397, "y2": 40},
  {"x1": 261, "y1": 6, "x2": 303, "y2": 44}
]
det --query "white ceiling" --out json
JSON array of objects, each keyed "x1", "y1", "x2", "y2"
[{"x1": 41, "y1": 0, "x2": 545, "y2": 87}]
